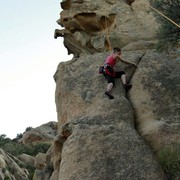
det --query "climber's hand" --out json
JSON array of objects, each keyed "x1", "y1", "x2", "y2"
[{"x1": 132, "y1": 63, "x2": 138, "y2": 67}]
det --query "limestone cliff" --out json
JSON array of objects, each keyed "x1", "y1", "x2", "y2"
[{"x1": 51, "y1": 0, "x2": 180, "y2": 180}]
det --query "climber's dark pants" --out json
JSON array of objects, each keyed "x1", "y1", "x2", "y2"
[{"x1": 104, "y1": 70, "x2": 125, "y2": 85}]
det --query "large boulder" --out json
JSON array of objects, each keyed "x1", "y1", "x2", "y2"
[
  {"x1": 129, "y1": 50, "x2": 180, "y2": 150},
  {"x1": 53, "y1": 53, "x2": 166, "y2": 179},
  {"x1": 55, "y1": 0, "x2": 158, "y2": 57},
  {"x1": 19, "y1": 153, "x2": 35, "y2": 166},
  {"x1": 19, "y1": 121, "x2": 58, "y2": 144}
]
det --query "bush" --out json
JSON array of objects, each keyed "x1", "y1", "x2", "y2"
[
  {"x1": 2, "y1": 142, "x2": 51, "y2": 157},
  {"x1": 4, "y1": 176, "x2": 11, "y2": 180},
  {"x1": 0, "y1": 134, "x2": 51, "y2": 157},
  {"x1": 16, "y1": 133, "x2": 23, "y2": 139},
  {"x1": 158, "y1": 144, "x2": 180, "y2": 179},
  {"x1": 150, "y1": 0, "x2": 180, "y2": 51},
  {"x1": 0, "y1": 134, "x2": 51, "y2": 180},
  {"x1": 25, "y1": 164, "x2": 36, "y2": 179},
  {"x1": 0, "y1": 134, "x2": 11, "y2": 146},
  {"x1": 25, "y1": 127, "x2": 33, "y2": 132},
  {"x1": 2, "y1": 168, "x2": 6, "y2": 173}
]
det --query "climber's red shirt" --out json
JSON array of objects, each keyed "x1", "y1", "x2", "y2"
[{"x1": 105, "y1": 55, "x2": 116, "y2": 67}]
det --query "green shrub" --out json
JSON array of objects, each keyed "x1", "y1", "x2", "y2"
[
  {"x1": 1, "y1": 135, "x2": 51, "y2": 157},
  {"x1": 158, "y1": 144, "x2": 180, "y2": 179},
  {"x1": 31, "y1": 142, "x2": 51, "y2": 155},
  {"x1": 2, "y1": 168, "x2": 6, "y2": 173},
  {"x1": 7, "y1": 165, "x2": 16, "y2": 174},
  {"x1": 0, "y1": 134, "x2": 11, "y2": 146},
  {"x1": 45, "y1": 164, "x2": 54, "y2": 174},
  {"x1": 25, "y1": 164, "x2": 36, "y2": 180},
  {"x1": 4, "y1": 176, "x2": 11, "y2": 180},
  {"x1": 16, "y1": 133, "x2": 23, "y2": 139},
  {"x1": 25, "y1": 127, "x2": 33, "y2": 132}
]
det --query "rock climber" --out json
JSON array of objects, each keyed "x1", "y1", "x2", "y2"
[
  {"x1": 103, "y1": 47, "x2": 134, "y2": 99},
  {"x1": 127, "y1": 0, "x2": 135, "y2": 6}
]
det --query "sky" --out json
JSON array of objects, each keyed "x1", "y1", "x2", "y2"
[{"x1": 0, "y1": 1, "x2": 72, "y2": 139}]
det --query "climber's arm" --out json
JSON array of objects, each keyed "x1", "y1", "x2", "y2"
[{"x1": 117, "y1": 56, "x2": 137, "y2": 67}]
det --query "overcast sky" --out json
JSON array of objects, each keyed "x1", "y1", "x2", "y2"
[{"x1": 0, "y1": 1, "x2": 72, "y2": 139}]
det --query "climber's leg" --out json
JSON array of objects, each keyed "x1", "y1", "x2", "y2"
[
  {"x1": 106, "y1": 82, "x2": 113, "y2": 92},
  {"x1": 121, "y1": 74, "x2": 132, "y2": 91},
  {"x1": 116, "y1": 71, "x2": 132, "y2": 91},
  {"x1": 105, "y1": 76, "x2": 114, "y2": 99},
  {"x1": 121, "y1": 74, "x2": 126, "y2": 85}
]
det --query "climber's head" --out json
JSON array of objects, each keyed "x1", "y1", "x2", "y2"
[
  {"x1": 113, "y1": 47, "x2": 121, "y2": 58},
  {"x1": 113, "y1": 47, "x2": 121, "y2": 53}
]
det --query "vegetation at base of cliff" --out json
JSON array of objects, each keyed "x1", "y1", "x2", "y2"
[
  {"x1": 0, "y1": 134, "x2": 51, "y2": 156},
  {"x1": 25, "y1": 164, "x2": 36, "y2": 180},
  {"x1": 150, "y1": 0, "x2": 180, "y2": 52},
  {"x1": 4, "y1": 176, "x2": 11, "y2": 180},
  {"x1": 157, "y1": 144, "x2": 180, "y2": 179},
  {"x1": 0, "y1": 134, "x2": 51, "y2": 179}
]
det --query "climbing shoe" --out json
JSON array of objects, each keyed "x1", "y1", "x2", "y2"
[
  {"x1": 124, "y1": 84, "x2": 132, "y2": 91},
  {"x1": 105, "y1": 91, "x2": 114, "y2": 99}
]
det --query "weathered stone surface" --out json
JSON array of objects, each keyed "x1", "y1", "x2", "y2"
[
  {"x1": 49, "y1": 169, "x2": 59, "y2": 180},
  {"x1": 53, "y1": 53, "x2": 166, "y2": 179},
  {"x1": 59, "y1": 118, "x2": 165, "y2": 180},
  {"x1": 19, "y1": 153, "x2": 35, "y2": 166},
  {"x1": 19, "y1": 121, "x2": 58, "y2": 144},
  {"x1": 129, "y1": 50, "x2": 180, "y2": 150},
  {"x1": 33, "y1": 147, "x2": 54, "y2": 180},
  {"x1": 34, "y1": 153, "x2": 47, "y2": 170},
  {"x1": 55, "y1": 0, "x2": 158, "y2": 57},
  {"x1": 52, "y1": 0, "x2": 179, "y2": 179},
  {"x1": 0, "y1": 154, "x2": 6, "y2": 168},
  {"x1": 0, "y1": 148, "x2": 29, "y2": 180}
]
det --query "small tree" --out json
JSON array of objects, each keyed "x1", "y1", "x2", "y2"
[
  {"x1": 16, "y1": 133, "x2": 23, "y2": 139},
  {"x1": 0, "y1": 134, "x2": 11, "y2": 146},
  {"x1": 25, "y1": 126, "x2": 33, "y2": 132},
  {"x1": 150, "y1": 0, "x2": 180, "y2": 51}
]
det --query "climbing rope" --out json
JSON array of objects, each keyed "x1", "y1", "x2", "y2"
[
  {"x1": 147, "y1": 4, "x2": 180, "y2": 29},
  {"x1": 105, "y1": 16, "x2": 112, "y2": 52},
  {"x1": 104, "y1": 2, "x2": 179, "y2": 54}
]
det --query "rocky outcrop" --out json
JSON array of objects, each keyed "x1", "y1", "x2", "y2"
[
  {"x1": 19, "y1": 153, "x2": 35, "y2": 166},
  {"x1": 53, "y1": 51, "x2": 168, "y2": 179},
  {"x1": 55, "y1": 0, "x2": 158, "y2": 57},
  {"x1": 19, "y1": 121, "x2": 58, "y2": 144},
  {"x1": 0, "y1": 148, "x2": 29, "y2": 179},
  {"x1": 52, "y1": 0, "x2": 180, "y2": 179},
  {"x1": 129, "y1": 49, "x2": 180, "y2": 150}
]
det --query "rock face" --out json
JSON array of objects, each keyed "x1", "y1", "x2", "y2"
[
  {"x1": 53, "y1": 0, "x2": 180, "y2": 179},
  {"x1": 53, "y1": 52, "x2": 166, "y2": 180},
  {"x1": 19, "y1": 121, "x2": 58, "y2": 144},
  {"x1": 129, "y1": 50, "x2": 180, "y2": 150},
  {"x1": 0, "y1": 148, "x2": 29, "y2": 179},
  {"x1": 19, "y1": 153, "x2": 35, "y2": 166},
  {"x1": 55, "y1": 0, "x2": 158, "y2": 57}
]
